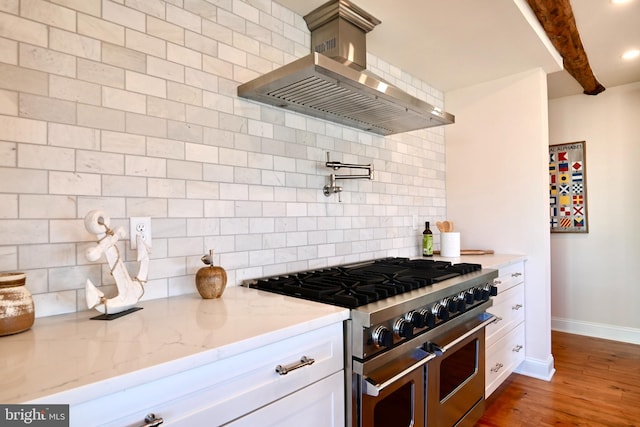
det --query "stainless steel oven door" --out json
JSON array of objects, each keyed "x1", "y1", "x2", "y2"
[
  {"x1": 355, "y1": 346, "x2": 434, "y2": 427},
  {"x1": 426, "y1": 312, "x2": 495, "y2": 427}
]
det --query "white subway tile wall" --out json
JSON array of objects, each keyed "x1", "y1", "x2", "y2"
[{"x1": 0, "y1": 0, "x2": 448, "y2": 317}]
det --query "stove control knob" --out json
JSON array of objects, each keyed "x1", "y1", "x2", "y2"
[
  {"x1": 432, "y1": 303, "x2": 449, "y2": 321},
  {"x1": 405, "y1": 311, "x2": 424, "y2": 328},
  {"x1": 393, "y1": 318, "x2": 414, "y2": 339},
  {"x1": 455, "y1": 293, "x2": 467, "y2": 312},
  {"x1": 473, "y1": 287, "x2": 484, "y2": 301},
  {"x1": 441, "y1": 297, "x2": 457, "y2": 313},
  {"x1": 372, "y1": 326, "x2": 393, "y2": 348},
  {"x1": 465, "y1": 290, "x2": 475, "y2": 304},
  {"x1": 418, "y1": 308, "x2": 436, "y2": 328},
  {"x1": 486, "y1": 283, "x2": 498, "y2": 297}
]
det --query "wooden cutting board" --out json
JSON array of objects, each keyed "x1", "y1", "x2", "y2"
[{"x1": 434, "y1": 249, "x2": 494, "y2": 255}]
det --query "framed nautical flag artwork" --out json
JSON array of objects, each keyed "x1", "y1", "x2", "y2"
[{"x1": 549, "y1": 141, "x2": 588, "y2": 233}]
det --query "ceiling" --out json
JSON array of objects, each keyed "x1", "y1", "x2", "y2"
[{"x1": 274, "y1": 0, "x2": 640, "y2": 99}]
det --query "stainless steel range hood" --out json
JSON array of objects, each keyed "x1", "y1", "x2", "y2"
[{"x1": 237, "y1": 0, "x2": 454, "y2": 136}]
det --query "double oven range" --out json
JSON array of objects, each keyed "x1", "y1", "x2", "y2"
[{"x1": 245, "y1": 257, "x2": 498, "y2": 427}]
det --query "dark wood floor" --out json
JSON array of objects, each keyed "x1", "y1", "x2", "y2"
[{"x1": 476, "y1": 331, "x2": 640, "y2": 427}]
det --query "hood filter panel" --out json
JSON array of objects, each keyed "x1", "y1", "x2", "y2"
[{"x1": 238, "y1": 53, "x2": 454, "y2": 136}]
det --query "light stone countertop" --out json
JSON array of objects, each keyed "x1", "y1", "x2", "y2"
[
  {"x1": 0, "y1": 286, "x2": 349, "y2": 405},
  {"x1": 0, "y1": 254, "x2": 523, "y2": 406}
]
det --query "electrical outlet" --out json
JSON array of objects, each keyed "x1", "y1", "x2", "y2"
[{"x1": 130, "y1": 217, "x2": 152, "y2": 250}]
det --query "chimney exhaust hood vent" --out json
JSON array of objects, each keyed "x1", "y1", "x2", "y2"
[{"x1": 237, "y1": 0, "x2": 454, "y2": 136}]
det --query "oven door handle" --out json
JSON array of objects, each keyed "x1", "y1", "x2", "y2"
[
  {"x1": 363, "y1": 350, "x2": 436, "y2": 397},
  {"x1": 430, "y1": 313, "x2": 496, "y2": 356}
]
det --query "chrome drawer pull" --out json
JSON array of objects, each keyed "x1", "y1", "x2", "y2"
[
  {"x1": 493, "y1": 316, "x2": 503, "y2": 323},
  {"x1": 140, "y1": 413, "x2": 163, "y2": 427},
  {"x1": 512, "y1": 304, "x2": 523, "y2": 310},
  {"x1": 275, "y1": 355, "x2": 315, "y2": 375},
  {"x1": 490, "y1": 362, "x2": 504, "y2": 373},
  {"x1": 512, "y1": 272, "x2": 522, "y2": 277},
  {"x1": 513, "y1": 344, "x2": 523, "y2": 352},
  {"x1": 493, "y1": 279, "x2": 502, "y2": 285}
]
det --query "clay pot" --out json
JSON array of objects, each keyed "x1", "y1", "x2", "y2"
[{"x1": 0, "y1": 272, "x2": 35, "y2": 336}]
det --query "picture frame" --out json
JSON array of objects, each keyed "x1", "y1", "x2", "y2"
[{"x1": 549, "y1": 141, "x2": 588, "y2": 233}]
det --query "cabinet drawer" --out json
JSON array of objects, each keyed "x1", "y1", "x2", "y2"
[
  {"x1": 225, "y1": 371, "x2": 344, "y2": 427},
  {"x1": 493, "y1": 261, "x2": 525, "y2": 293},
  {"x1": 72, "y1": 322, "x2": 344, "y2": 427},
  {"x1": 485, "y1": 323, "x2": 525, "y2": 397},
  {"x1": 486, "y1": 284, "x2": 524, "y2": 345}
]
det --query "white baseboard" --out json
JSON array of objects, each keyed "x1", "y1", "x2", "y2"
[
  {"x1": 514, "y1": 354, "x2": 555, "y2": 381},
  {"x1": 552, "y1": 317, "x2": 640, "y2": 345}
]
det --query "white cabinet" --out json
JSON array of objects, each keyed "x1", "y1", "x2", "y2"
[
  {"x1": 70, "y1": 322, "x2": 345, "y2": 427},
  {"x1": 485, "y1": 260, "x2": 526, "y2": 397}
]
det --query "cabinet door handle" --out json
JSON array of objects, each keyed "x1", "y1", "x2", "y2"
[
  {"x1": 490, "y1": 362, "x2": 504, "y2": 373},
  {"x1": 139, "y1": 413, "x2": 163, "y2": 427},
  {"x1": 512, "y1": 304, "x2": 523, "y2": 310},
  {"x1": 493, "y1": 316, "x2": 503, "y2": 323},
  {"x1": 275, "y1": 355, "x2": 315, "y2": 375},
  {"x1": 493, "y1": 279, "x2": 502, "y2": 285},
  {"x1": 512, "y1": 344, "x2": 523, "y2": 352},
  {"x1": 512, "y1": 272, "x2": 522, "y2": 277}
]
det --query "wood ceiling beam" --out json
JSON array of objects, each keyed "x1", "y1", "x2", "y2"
[{"x1": 527, "y1": 0, "x2": 605, "y2": 95}]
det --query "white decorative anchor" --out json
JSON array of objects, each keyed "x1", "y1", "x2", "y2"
[{"x1": 83, "y1": 210, "x2": 150, "y2": 315}]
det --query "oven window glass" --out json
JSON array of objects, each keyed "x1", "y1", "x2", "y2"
[
  {"x1": 373, "y1": 382, "x2": 414, "y2": 427},
  {"x1": 439, "y1": 339, "x2": 478, "y2": 401}
]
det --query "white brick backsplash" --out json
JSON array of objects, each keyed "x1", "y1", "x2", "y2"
[
  {"x1": 0, "y1": 11, "x2": 48, "y2": 47},
  {"x1": 103, "y1": 0, "x2": 146, "y2": 32},
  {"x1": 103, "y1": 87, "x2": 146, "y2": 113},
  {"x1": 51, "y1": 0, "x2": 101, "y2": 17},
  {"x1": 166, "y1": 4, "x2": 202, "y2": 33},
  {"x1": 20, "y1": 195, "x2": 77, "y2": 218},
  {"x1": 0, "y1": 220, "x2": 48, "y2": 244},
  {"x1": 126, "y1": 155, "x2": 167, "y2": 177},
  {"x1": 78, "y1": 59, "x2": 125, "y2": 89},
  {"x1": 168, "y1": 198, "x2": 203, "y2": 217},
  {"x1": 147, "y1": 16, "x2": 184, "y2": 44},
  {"x1": 77, "y1": 150, "x2": 125, "y2": 174},
  {"x1": 0, "y1": 115, "x2": 47, "y2": 144},
  {"x1": 147, "y1": 96, "x2": 186, "y2": 121},
  {"x1": 1, "y1": 0, "x2": 448, "y2": 316},
  {"x1": 185, "y1": 142, "x2": 218, "y2": 163},
  {"x1": 49, "y1": 171, "x2": 101, "y2": 195},
  {"x1": 186, "y1": 180, "x2": 218, "y2": 198},
  {"x1": 18, "y1": 144, "x2": 75, "y2": 171},
  {"x1": 78, "y1": 104, "x2": 126, "y2": 131},
  {"x1": 20, "y1": 45, "x2": 77, "y2": 78},
  {"x1": 127, "y1": 0, "x2": 166, "y2": 19},
  {"x1": 126, "y1": 70, "x2": 167, "y2": 98},
  {"x1": 78, "y1": 13, "x2": 125, "y2": 45},
  {"x1": 168, "y1": 43, "x2": 202, "y2": 70},
  {"x1": 0, "y1": 37, "x2": 17, "y2": 65},
  {"x1": 168, "y1": 159, "x2": 203, "y2": 180},
  {"x1": 101, "y1": 130, "x2": 146, "y2": 154},
  {"x1": 50, "y1": 28, "x2": 101, "y2": 61},
  {"x1": 102, "y1": 175, "x2": 146, "y2": 196},
  {"x1": 102, "y1": 43, "x2": 146, "y2": 72},
  {"x1": 20, "y1": 0, "x2": 76, "y2": 31},
  {"x1": 0, "y1": 194, "x2": 18, "y2": 218},
  {"x1": 50, "y1": 75, "x2": 102, "y2": 105},
  {"x1": 19, "y1": 93, "x2": 76, "y2": 124}
]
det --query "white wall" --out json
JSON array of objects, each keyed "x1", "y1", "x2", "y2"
[
  {"x1": 445, "y1": 69, "x2": 554, "y2": 380},
  {"x1": 0, "y1": 0, "x2": 450, "y2": 317},
  {"x1": 548, "y1": 82, "x2": 640, "y2": 344}
]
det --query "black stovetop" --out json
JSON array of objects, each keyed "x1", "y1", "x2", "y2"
[{"x1": 248, "y1": 257, "x2": 482, "y2": 309}]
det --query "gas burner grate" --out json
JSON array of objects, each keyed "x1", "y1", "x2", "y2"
[{"x1": 249, "y1": 258, "x2": 483, "y2": 308}]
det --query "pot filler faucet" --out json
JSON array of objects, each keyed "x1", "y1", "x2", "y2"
[{"x1": 323, "y1": 152, "x2": 374, "y2": 202}]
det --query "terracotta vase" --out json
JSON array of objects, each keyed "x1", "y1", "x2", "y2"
[{"x1": 0, "y1": 272, "x2": 35, "y2": 336}]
